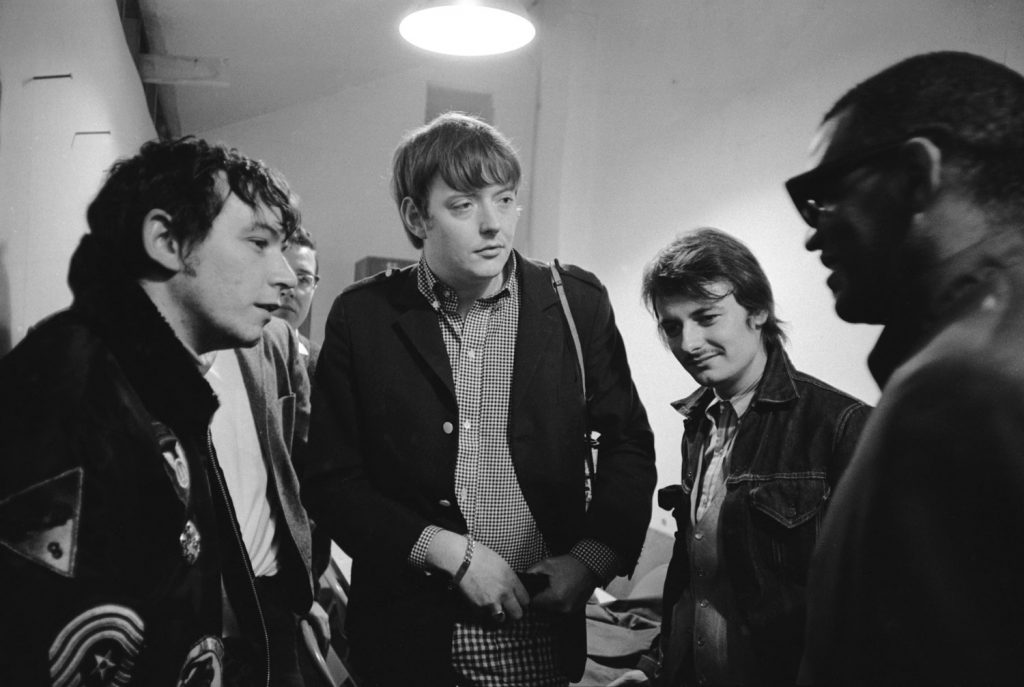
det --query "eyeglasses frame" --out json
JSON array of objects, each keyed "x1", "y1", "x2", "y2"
[
  {"x1": 784, "y1": 125, "x2": 966, "y2": 228},
  {"x1": 293, "y1": 273, "x2": 320, "y2": 291}
]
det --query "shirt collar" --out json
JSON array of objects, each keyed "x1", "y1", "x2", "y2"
[
  {"x1": 705, "y1": 374, "x2": 760, "y2": 422},
  {"x1": 672, "y1": 345, "x2": 795, "y2": 419},
  {"x1": 416, "y1": 252, "x2": 518, "y2": 313}
]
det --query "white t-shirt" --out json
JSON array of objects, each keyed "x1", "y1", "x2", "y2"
[{"x1": 205, "y1": 351, "x2": 280, "y2": 578}]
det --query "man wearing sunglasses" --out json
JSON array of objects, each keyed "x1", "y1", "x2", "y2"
[{"x1": 788, "y1": 52, "x2": 1024, "y2": 685}]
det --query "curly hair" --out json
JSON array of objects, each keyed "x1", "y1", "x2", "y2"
[{"x1": 86, "y1": 136, "x2": 301, "y2": 277}]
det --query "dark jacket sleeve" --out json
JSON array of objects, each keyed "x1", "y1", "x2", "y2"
[
  {"x1": 567, "y1": 268, "x2": 657, "y2": 574},
  {"x1": 302, "y1": 292, "x2": 435, "y2": 572}
]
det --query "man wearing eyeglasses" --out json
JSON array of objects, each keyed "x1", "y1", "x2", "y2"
[
  {"x1": 787, "y1": 51, "x2": 1024, "y2": 685},
  {"x1": 275, "y1": 228, "x2": 322, "y2": 379}
]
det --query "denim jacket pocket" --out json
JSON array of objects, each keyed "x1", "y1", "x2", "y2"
[
  {"x1": 746, "y1": 477, "x2": 829, "y2": 582},
  {"x1": 748, "y1": 477, "x2": 828, "y2": 527}
]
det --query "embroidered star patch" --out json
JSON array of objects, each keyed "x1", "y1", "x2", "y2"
[
  {"x1": 0, "y1": 467, "x2": 83, "y2": 576},
  {"x1": 49, "y1": 604, "x2": 144, "y2": 687}
]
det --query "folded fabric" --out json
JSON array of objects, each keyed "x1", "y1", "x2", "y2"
[{"x1": 585, "y1": 596, "x2": 661, "y2": 660}]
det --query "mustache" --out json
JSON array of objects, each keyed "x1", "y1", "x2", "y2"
[{"x1": 682, "y1": 348, "x2": 719, "y2": 364}]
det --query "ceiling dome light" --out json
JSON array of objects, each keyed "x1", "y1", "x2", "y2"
[{"x1": 400, "y1": 1, "x2": 536, "y2": 57}]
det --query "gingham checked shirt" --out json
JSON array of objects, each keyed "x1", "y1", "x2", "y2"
[{"x1": 407, "y1": 255, "x2": 617, "y2": 685}]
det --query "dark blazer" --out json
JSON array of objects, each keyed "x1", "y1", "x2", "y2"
[{"x1": 304, "y1": 253, "x2": 656, "y2": 684}]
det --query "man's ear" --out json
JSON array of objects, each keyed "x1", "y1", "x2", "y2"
[
  {"x1": 900, "y1": 137, "x2": 943, "y2": 214},
  {"x1": 141, "y1": 209, "x2": 184, "y2": 273},
  {"x1": 400, "y1": 197, "x2": 428, "y2": 242}
]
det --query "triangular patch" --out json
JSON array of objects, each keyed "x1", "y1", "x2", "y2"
[{"x1": 0, "y1": 467, "x2": 83, "y2": 576}]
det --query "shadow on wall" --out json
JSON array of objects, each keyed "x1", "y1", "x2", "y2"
[{"x1": 0, "y1": 241, "x2": 11, "y2": 357}]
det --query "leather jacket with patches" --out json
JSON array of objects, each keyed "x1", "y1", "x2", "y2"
[{"x1": 0, "y1": 234, "x2": 303, "y2": 686}]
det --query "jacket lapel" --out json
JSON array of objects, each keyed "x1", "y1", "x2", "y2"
[
  {"x1": 511, "y1": 257, "x2": 560, "y2": 414},
  {"x1": 392, "y1": 271, "x2": 457, "y2": 402},
  {"x1": 234, "y1": 345, "x2": 274, "y2": 461}
]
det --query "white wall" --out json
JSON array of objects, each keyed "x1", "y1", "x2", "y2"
[
  {"x1": 199, "y1": 54, "x2": 540, "y2": 343},
  {"x1": 7, "y1": 1, "x2": 1021, "y2": 536},
  {"x1": 198, "y1": 0, "x2": 1024, "y2": 535},
  {"x1": 530, "y1": 0, "x2": 1024, "y2": 532},
  {"x1": 0, "y1": 0, "x2": 156, "y2": 353}
]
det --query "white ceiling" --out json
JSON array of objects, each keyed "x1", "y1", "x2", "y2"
[{"x1": 138, "y1": 0, "x2": 431, "y2": 135}]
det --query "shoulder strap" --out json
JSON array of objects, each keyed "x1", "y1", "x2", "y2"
[
  {"x1": 551, "y1": 260, "x2": 598, "y2": 507},
  {"x1": 549, "y1": 260, "x2": 587, "y2": 400}
]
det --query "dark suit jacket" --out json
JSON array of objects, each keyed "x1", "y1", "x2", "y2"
[{"x1": 304, "y1": 254, "x2": 655, "y2": 684}]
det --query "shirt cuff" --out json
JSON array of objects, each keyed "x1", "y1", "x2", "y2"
[
  {"x1": 408, "y1": 525, "x2": 443, "y2": 570},
  {"x1": 570, "y1": 538, "x2": 622, "y2": 586}
]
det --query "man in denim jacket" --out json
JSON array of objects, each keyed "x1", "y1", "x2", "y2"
[{"x1": 619, "y1": 228, "x2": 869, "y2": 686}]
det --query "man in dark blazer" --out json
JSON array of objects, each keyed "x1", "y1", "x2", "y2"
[{"x1": 304, "y1": 112, "x2": 656, "y2": 686}]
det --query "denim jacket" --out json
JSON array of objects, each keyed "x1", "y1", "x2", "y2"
[{"x1": 658, "y1": 346, "x2": 869, "y2": 686}]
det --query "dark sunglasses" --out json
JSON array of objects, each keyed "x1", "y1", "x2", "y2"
[
  {"x1": 783, "y1": 125, "x2": 979, "y2": 228},
  {"x1": 785, "y1": 138, "x2": 907, "y2": 228}
]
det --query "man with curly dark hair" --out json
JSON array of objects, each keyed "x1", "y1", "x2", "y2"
[{"x1": 0, "y1": 137, "x2": 310, "y2": 686}]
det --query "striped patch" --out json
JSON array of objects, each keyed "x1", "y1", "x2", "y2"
[{"x1": 49, "y1": 604, "x2": 144, "y2": 687}]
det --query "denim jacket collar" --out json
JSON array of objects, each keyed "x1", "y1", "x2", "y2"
[{"x1": 671, "y1": 345, "x2": 798, "y2": 421}]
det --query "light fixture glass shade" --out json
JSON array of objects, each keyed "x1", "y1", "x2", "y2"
[{"x1": 400, "y1": 1, "x2": 536, "y2": 57}]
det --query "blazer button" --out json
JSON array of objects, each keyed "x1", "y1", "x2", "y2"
[
  {"x1": 439, "y1": 499, "x2": 452, "y2": 508},
  {"x1": 442, "y1": 421, "x2": 454, "y2": 434}
]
